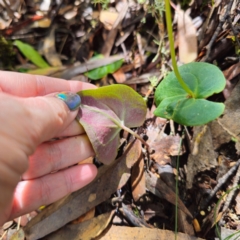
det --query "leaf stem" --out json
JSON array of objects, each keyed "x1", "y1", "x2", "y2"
[
  {"x1": 164, "y1": 0, "x2": 195, "y2": 97},
  {"x1": 121, "y1": 125, "x2": 150, "y2": 149}
]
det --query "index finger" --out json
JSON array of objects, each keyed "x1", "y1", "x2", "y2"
[{"x1": 0, "y1": 71, "x2": 95, "y2": 96}]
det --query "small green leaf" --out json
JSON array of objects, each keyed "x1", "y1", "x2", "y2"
[
  {"x1": 154, "y1": 62, "x2": 226, "y2": 126},
  {"x1": 13, "y1": 40, "x2": 50, "y2": 68},
  {"x1": 85, "y1": 54, "x2": 123, "y2": 80},
  {"x1": 76, "y1": 84, "x2": 147, "y2": 164}
]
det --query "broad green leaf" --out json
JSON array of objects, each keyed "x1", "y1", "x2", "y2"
[
  {"x1": 77, "y1": 84, "x2": 147, "y2": 164},
  {"x1": 154, "y1": 98, "x2": 225, "y2": 126},
  {"x1": 13, "y1": 40, "x2": 50, "y2": 68},
  {"x1": 85, "y1": 54, "x2": 123, "y2": 80},
  {"x1": 154, "y1": 62, "x2": 226, "y2": 126}
]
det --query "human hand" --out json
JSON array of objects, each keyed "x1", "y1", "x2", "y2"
[{"x1": 0, "y1": 71, "x2": 97, "y2": 225}]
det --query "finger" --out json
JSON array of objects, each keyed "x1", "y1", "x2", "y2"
[
  {"x1": 9, "y1": 164, "x2": 97, "y2": 220},
  {"x1": 0, "y1": 71, "x2": 96, "y2": 96},
  {"x1": 21, "y1": 92, "x2": 82, "y2": 144},
  {"x1": 22, "y1": 135, "x2": 95, "y2": 179},
  {"x1": 56, "y1": 119, "x2": 85, "y2": 137}
]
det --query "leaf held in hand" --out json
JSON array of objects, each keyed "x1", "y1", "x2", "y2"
[
  {"x1": 85, "y1": 54, "x2": 123, "y2": 80},
  {"x1": 13, "y1": 40, "x2": 50, "y2": 68},
  {"x1": 77, "y1": 84, "x2": 146, "y2": 164},
  {"x1": 154, "y1": 62, "x2": 226, "y2": 126}
]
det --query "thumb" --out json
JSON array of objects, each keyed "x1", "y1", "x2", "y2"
[{"x1": 23, "y1": 92, "x2": 81, "y2": 144}]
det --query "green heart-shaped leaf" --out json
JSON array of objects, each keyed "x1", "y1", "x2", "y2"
[
  {"x1": 154, "y1": 62, "x2": 226, "y2": 126},
  {"x1": 77, "y1": 84, "x2": 146, "y2": 164}
]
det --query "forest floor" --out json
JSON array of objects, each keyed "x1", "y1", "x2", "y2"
[{"x1": 0, "y1": 0, "x2": 240, "y2": 240}]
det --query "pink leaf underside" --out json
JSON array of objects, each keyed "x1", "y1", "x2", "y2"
[
  {"x1": 77, "y1": 85, "x2": 147, "y2": 164},
  {"x1": 77, "y1": 97, "x2": 121, "y2": 164},
  {"x1": 99, "y1": 93, "x2": 146, "y2": 128}
]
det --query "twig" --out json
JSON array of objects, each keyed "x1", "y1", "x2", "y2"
[
  {"x1": 227, "y1": 14, "x2": 240, "y2": 49},
  {"x1": 121, "y1": 125, "x2": 150, "y2": 149},
  {"x1": 101, "y1": 2, "x2": 128, "y2": 57},
  {"x1": 219, "y1": 162, "x2": 240, "y2": 226},
  {"x1": 202, "y1": 0, "x2": 234, "y2": 62},
  {"x1": 200, "y1": 159, "x2": 240, "y2": 210}
]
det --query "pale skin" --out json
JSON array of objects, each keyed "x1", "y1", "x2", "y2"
[{"x1": 0, "y1": 71, "x2": 98, "y2": 225}]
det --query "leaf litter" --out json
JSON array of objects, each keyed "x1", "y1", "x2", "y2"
[{"x1": 1, "y1": 1, "x2": 240, "y2": 240}]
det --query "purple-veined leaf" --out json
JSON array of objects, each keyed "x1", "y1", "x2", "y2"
[{"x1": 77, "y1": 84, "x2": 147, "y2": 164}]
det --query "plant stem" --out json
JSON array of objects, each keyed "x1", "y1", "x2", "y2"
[
  {"x1": 175, "y1": 133, "x2": 184, "y2": 239},
  {"x1": 121, "y1": 125, "x2": 150, "y2": 149},
  {"x1": 164, "y1": 0, "x2": 195, "y2": 97}
]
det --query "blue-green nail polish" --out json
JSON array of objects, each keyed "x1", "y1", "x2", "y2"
[{"x1": 55, "y1": 92, "x2": 81, "y2": 111}]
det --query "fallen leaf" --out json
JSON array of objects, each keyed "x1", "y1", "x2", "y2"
[
  {"x1": 147, "y1": 124, "x2": 183, "y2": 165},
  {"x1": 131, "y1": 148, "x2": 146, "y2": 202},
  {"x1": 217, "y1": 80, "x2": 240, "y2": 154},
  {"x1": 187, "y1": 125, "x2": 217, "y2": 189},
  {"x1": 96, "y1": 225, "x2": 205, "y2": 240},
  {"x1": 112, "y1": 68, "x2": 126, "y2": 83},
  {"x1": 43, "y1": 26, "x2": 62, "y2": 67},
  {"x1": 234, "y1": 192, "x2": 240, "y2": 215},
  {"x1": 71, "y1": 208, "x2": 95, "y2": 224},
  {"x1": 99, "y1": 10, "x2": 119, "y2": 30},
  {"x1": 45, "y1": 211, "x2": 114, "y2": 240},
  {"x1": 145, "y1": 171, "x2": 193, "y2": 219},
  {"x1": 13, "y1": 40, "x2": 50, "y2": 68},
  {"x1": 177, "y1": 7, "x2": 198, "y2": 63}
]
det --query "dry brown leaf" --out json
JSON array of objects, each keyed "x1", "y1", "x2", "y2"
[
  {"x1": 131, "y1": 149, "x2": 146, "y2": 202},
  {"x1": 44, "y1": 211, "x2": 114, "y2": 240},
  {"x1": 112, "y1": 68, "x2": 126, "y2": 83},
  {"x1": 145, "y1": 171, "x2": 193, "y2": 219},
  {"x1": 234, "y1": 192, "x2": 240, "y2": 215},
  {"x1": 101, "y1": 3, "x2": 128, "y2": 57},
  {"x1": 43, "y1": 27, "x2": 62, "y2": 67},
  {"x1": 187, "y1": 125, "x2": 217, "y2": 189},
  {"x1": 31, "y1": 18, "x2": 51, "y2": 28},
  {"x1": 147, "y1": 129, "x2": 183, "y2": 165},
  {"x1": 217, "y1": 80, "x2": 240, "y2": 154},
  {"x1": 177, "y1": 208, "x2": 195, "y2": 235},
  {"x1": 71, "y1": 208, "x2": 95, "y2": 224},
  {"x1": 99, "y1": 10, "x2": 119, "y2": 30},
  {"x1": 223, "y1": 62, "x2": 240, "y2": 82},
  {"x1": 177, "y1": 7, "x2": 197, "y2": 63},
  {"x1": 96, "y1": 225, "x2": 205, "y2": 240},
  {"x1": 209, "y1": 120, "x2": 231, "y2": 150}
]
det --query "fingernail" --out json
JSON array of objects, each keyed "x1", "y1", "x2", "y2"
[{"x1": 55, "y1": 92, "x2": 81, "y2": 111}]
